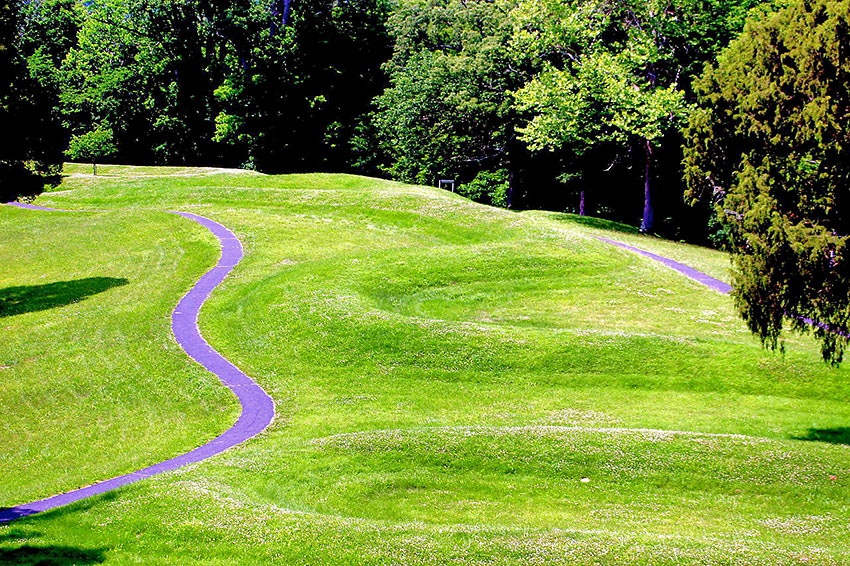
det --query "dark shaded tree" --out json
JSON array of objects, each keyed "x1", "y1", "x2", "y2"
[
  {"x1": 368, "y1": 0, "x2": 539, "y2": 207},
  {"x1": 0, "y1": 0, "x2": 65, "y2": 202},
  {"x1": 213, "y1": 0, "x2": 392, "y2": 171},
  {"x1": 59, "y1": 0, "x2": 235, "y2": 165},
  {"x1": 55, "y1": 0, "x2": 390, "y2": 171},
  {"x1": 684, "y1": 0, "x2": 850, "y2": 363}
]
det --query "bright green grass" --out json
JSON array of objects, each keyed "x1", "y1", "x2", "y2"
[
  {"x1": 1, "y1": 163, "x2": 849, "y2": 564},
  {"x1": 523, "y1": 211, "x2": 734, "y2": 283},
  {"x1": 0, "y1": 207, "x2": 237, "y2": 506}
]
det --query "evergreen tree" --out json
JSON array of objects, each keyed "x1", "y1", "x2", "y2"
[{"x1": 684, "y1": 0, "x2": 850, "y2": 363}]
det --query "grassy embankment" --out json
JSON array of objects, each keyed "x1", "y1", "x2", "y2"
[{"x1": 1, "y1": 163, "x2": 848, "y2": 564}]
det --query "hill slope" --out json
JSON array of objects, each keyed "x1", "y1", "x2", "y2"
[{"x1": 1, "y1": 164, "x2": 849, "y2": 564}]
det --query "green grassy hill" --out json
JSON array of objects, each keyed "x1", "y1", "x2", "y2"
[{"x1": 2, "y1": 164, "x2": 848, "y2": 564}]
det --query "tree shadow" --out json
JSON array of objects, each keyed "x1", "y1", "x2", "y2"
[
  {"x1": 0, "y1": 496, "x2": 115, "y2": 564},
  {"x1": 793, "y1": 427, "x2": 850, "y2": 446},
  {"x1": 0, "y1": 277, "x2": 128, "y2": 317},
  {"x1": 547, "y1": 213, "x2": 641, "y2": 234},
  {"x1": 0, "y1": 530, "x2": 40, "y2": 543},
  {"x1": 0, "y1": 545, "x2": 106, "y2": 565}
]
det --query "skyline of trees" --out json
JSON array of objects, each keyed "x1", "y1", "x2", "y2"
[{"x1": 0, "y1": 0, "x2": 782, "y2": 241}]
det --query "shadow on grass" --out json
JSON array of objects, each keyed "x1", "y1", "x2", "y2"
[
  {"x1": 0, "y1": 545, "x2": 106, "y2": 565},
  {"x1": 0, "y1": 277, "x2": 128, "y2": 317},
  {"x1": 793, "y1": 427, "x2": 850, "y2": 446},
  {"x1": 0, "y1": 495, "x2": 116, "y2": 564},
  {"x1": 0, "y1": 530, "x2": 40, "y2": 543},
  {"x1": 547, "y1": 213, "x2": 641, "y2": 234}
]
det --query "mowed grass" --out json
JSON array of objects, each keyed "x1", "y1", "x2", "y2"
[
  {"x1": 0, "y1": 206, "x2": 237, "y2": 506},
  {"x1": 1, "y1": 163, "x2": 849, "y2": 564}
]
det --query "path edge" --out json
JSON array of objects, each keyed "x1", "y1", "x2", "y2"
[{"x1": 0, "y1": 204, "x2": 275, "y2": 523}]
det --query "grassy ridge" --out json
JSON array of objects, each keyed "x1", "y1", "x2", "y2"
[{"x1": 1, "y1": 163, "x2": 848, "y2": 564}]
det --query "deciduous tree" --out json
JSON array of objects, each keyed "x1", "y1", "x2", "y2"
[
  {"x1": 511, "y1": 0, "x2": 754, "y2": 232},
  {"x1": 370, "y1": 0, "x2": 534, "y2": 206},
  {"x1": 66, "y1": 127, "x2": 116, "y2": 175}
]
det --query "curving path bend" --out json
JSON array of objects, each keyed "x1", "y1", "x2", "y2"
[{"x1": 0, "y1": 203, "x2": 275, "y2": 522}]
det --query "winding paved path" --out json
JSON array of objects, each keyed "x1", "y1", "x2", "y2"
[
  {"x1": 0, "y1": 204, "x2": 732, "y2": 523},
  {"x1": 0, "y1": 204, "x2": 275, "y2": 522}
]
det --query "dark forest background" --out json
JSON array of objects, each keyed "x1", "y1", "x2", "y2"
[{"x1": 4, "y1": 0, "x2": 767, "y2": 242}]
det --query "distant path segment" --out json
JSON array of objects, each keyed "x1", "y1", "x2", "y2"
[
  {"x1": 7, "y1": 202, "x2": 72, "y2": 212},
  {"x1": 0, "y1": 203, "x2": 275, "y2": 522},
  {"x1": 593, "y1": 236, "x2": 732, "y2": 294},
  {"x1": 594, "y1": 236, "x2": 850, "y2": 337}
]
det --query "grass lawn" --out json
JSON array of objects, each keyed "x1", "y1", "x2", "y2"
[{"x1": 1, "y1": 163, "x2": 848, "y2": 564}]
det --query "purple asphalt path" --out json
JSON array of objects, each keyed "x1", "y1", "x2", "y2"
[
  {"x1": 593, "y1": 235, "x2": 732, "y2": 294},
  {"x1": 5, "y1": 201, "x2": 74, "y2": 212},
  {"x1": 0, "y1": 204, "x2": 275, "y2": 523},
  {"x1": 595, "y1": 235, "x2": 850, "y2": 337}
]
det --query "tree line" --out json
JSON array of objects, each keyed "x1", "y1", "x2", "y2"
[
  {"x1": 4, "y1": 0, "x2": 850, "y2": 361},
  {"x1": 4, "y1": 0, "x2": 759, "y2": 235}
]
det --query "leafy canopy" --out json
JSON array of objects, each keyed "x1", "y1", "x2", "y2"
[
  {"x1": 511, "y1": 0, "x2": 738, "y2": 151},
  {"x1": 66, "y1": 127, "x2": 116, "y2": 163},
  {"x1": 371, "y1": 0, "x2": 531, "y2": 193},
  {"x1": 509, "y1": 0, "x2": 745, "y2": 232},
  {"x1": 514, "y1": 49, "x2": 688, "y2": 152}
]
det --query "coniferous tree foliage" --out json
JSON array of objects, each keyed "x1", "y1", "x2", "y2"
[
  {"x1": 0, "y1": 0, "x2": 65, "y2": 202},
  {"x1": 684, "y1": 0, "x2": 850, "y2": 363}
]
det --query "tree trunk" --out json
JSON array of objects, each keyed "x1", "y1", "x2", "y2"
[
  {"x1": 92, "y1": 162, "x2": 97, "y2": 176},
  {"x1": 640, "y1": 139, "x2": 654, "y2": 233},
  {"x1": 282, "y1": 0, "x2": 292, "y2": 27},
  {"x1": 506, "y1": 169, "x2": 515, "y2": 209},
  {"x1": 579, "y1": 188, "x2": 586, "y2": 216},
  {"x1": 270, "y1": 0, "x2": 292, "y2": 35}
]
